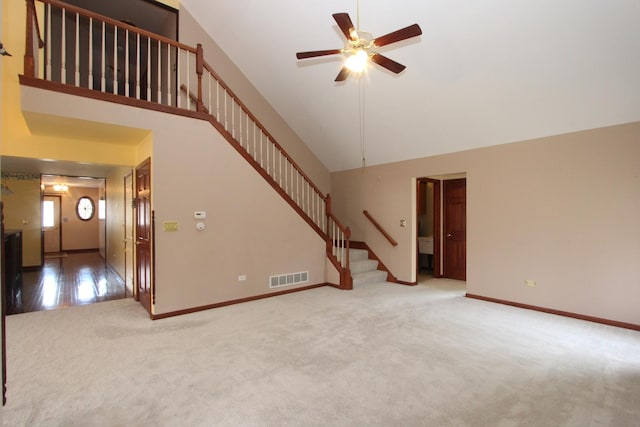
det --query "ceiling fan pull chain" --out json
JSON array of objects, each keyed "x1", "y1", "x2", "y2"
[{"x1": 360, "y1": 77, "x2": 366, "y2": 168}]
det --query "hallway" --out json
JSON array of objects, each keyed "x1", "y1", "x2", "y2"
[{"x1": 11, "y1": 251, "x2": 127, "y2": 314}]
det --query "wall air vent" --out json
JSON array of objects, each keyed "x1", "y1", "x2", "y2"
[{"x1": 269, "y1": 271, "x2": 309, "y2": 288}]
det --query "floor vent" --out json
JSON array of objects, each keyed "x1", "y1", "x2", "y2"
[{"x1": 269, "y1": 271, "x2": 309, "y2": 288}]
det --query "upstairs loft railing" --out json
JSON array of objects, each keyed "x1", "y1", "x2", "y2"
[{"x1": 23, "y1": 0, "x2": 352, "y2": 289}]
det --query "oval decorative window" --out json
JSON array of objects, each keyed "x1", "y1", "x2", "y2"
[{"x1": 76, "y1": 196, "x2": 95, "y2": 221}]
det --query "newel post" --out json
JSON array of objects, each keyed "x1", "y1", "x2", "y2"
[
  {"x1": 24, "y1": 0, "x2": 36, "y2": 77},
  {"x1": 195, "y1": 43, "x2": 205, "y2": 113},
  {"x1": 343, "y1": 227, "x2": 352, "y2": 290}
]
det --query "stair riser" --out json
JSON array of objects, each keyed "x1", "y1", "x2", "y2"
[
  {"x1": 352, "y1": 270, "x2": 388, "y2": 286},
  {"x1": 349, "y1": 249, "x2": 369, "y2": 262},
  {"x1": 350, "y1": 260, "x2": 379, "y2": 274}
]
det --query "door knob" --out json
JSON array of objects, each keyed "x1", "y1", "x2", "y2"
[{"x1": 447, "y1": 233, "x2": 452, "y2": 237}]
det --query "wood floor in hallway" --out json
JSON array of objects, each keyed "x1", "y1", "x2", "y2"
[{"x1": 11, "y1": 251, "x2": 127, "y2": 315}]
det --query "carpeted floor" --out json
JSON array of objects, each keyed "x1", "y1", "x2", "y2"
[{"x1": 3, "y1": 280, "x2": 640, "y2": 426}]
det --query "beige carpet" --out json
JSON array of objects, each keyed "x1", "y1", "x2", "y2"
[{"x1": 3, "y1": 280, "x2": 640, "y2": 426}]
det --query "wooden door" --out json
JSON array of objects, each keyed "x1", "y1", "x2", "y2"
[
  {"x1": 43, "y1": 196, "x2": 62, "y2": 253},
  {"x1": 135, "y1": 159, "x2": 152, "y2": 314},
  {"x1": 124, "y1": 171, "x2": 135, "y2": 297},
  {"x1": 443, "y1": 178, "x2": 466, "y2": 280}
]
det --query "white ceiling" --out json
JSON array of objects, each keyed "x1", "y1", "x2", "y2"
[{"x1": 181, "y1": 0, "x2": 640, "y2": 172}]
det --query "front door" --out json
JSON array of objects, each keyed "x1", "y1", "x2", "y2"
[
  {"x1": 135, "y1": 159, "x2": 152, "y2": 314},
  {"x1": 43, "y1": 195, "x2": 62, "y2": 253},
  {"x1": 443, "y1": 178, "x2": 466, "y2": 280}
]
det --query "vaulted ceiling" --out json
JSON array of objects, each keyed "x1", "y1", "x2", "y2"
[{"x1": 181, "y1": 0, "x2": 640, "y2": 172}]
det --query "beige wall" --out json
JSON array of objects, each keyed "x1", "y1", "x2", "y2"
[
  {"x1": 178, "y1": 7, "x2": 331, "y2": 195},
  {"x1": 20, "y1": 86, "x2": 329, "y2": 315},
  {"x1": 152, "y1": 119, "x2": 327, "y2": 314},
  {"x1": 331, "y1": 122, "x2": 640, "y2": 325},
  {"x1": 1, "y1": 173, "x2": 41, "y2": 267}
]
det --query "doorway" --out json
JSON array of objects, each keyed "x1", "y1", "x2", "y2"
[
  {"x1": 416, "y1": 175, "x2": 467, "y2": 282},
  {"x1": 416, "y1": 178, "x2": 440, "y2": 279},
  {"x1": 14, "y1": 175, "x2": 127, "y2": 313},
  {"x1": 42, "y1": 195, "x2": 62, "y2": 253}
]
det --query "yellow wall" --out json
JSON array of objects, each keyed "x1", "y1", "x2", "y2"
[
  {"x1": 158, "y1": 0, "x2": 179, "y2": 9},
  {"x1": 1, "y1": 173, "x2": 42, "y2": 267}
]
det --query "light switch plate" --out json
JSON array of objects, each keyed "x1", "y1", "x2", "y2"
[{"x1": 163, "y1": 221, "x2": 178, "y2": 232}]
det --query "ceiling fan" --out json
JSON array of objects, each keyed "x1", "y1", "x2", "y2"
[{"x1": 296, "y1": 13, "x2": 422, "y2": 81}]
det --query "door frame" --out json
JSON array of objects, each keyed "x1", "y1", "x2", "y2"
[
  {"x1": 123, "y1": 170, "x2": 136, "y2": 298},
  {"x1": 42, "y1": 194, "x2": 62, "y2": 254},
  {"x1": 416, "y1": 178, "x2": 441, "y2": 279}
]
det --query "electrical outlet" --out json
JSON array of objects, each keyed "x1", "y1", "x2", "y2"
[
  {"x1": 400, "y1": 219, "x2": 406, "y2": 227},
  {"x1": 238, "y1": 275, "x2": 247, "y2": 282},
  {"x1": 525, "y1": 279, "x2": 536, "y2": 288}
]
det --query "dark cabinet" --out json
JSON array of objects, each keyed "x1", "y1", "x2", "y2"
[{"x1": 3, "y1": 230, "x2": 23, "y2": 315}]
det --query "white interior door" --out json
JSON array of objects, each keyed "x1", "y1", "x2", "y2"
[{"x1": 43, "y1": 195, "x2": 61, "y2": 253}]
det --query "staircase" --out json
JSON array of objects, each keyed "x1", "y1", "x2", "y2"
[
  {"x1": 22, "y1": 0, "x2": 353, "y2": 290},
  {"x1": 349, "y1": 248, "x2": 388, "y2": 286}
]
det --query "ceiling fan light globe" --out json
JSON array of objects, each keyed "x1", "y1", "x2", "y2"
[{"x1": 345, "y1": 49, "x2": 369, "y2": 73}]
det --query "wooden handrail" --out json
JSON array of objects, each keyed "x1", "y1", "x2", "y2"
[
  {"x1": 28, "y1": 0, "x2": 323, "y2": 203},
  {"x1": 363, "y1": 210, "x2": 398, "y2": 247},
  {"x1": 201, "y1": 60, "x2": 326, "y2": 201}
]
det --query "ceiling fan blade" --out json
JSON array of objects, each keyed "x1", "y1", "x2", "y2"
[
  {"x1": 296, "y1": 49, "x2": 342, "y2": 60},
  {"x1": 335, "y1": 67, "x2": 351, "y2": 82},
  {"x1": 333, "y1": 13, "x2": 356, "y2": 41},
  {"x1": 374, "y1": 23, "x2": 422, "y2": 47},
  {"x1": 370, "y1": 54, "x2": 406, "y2": 74}
]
